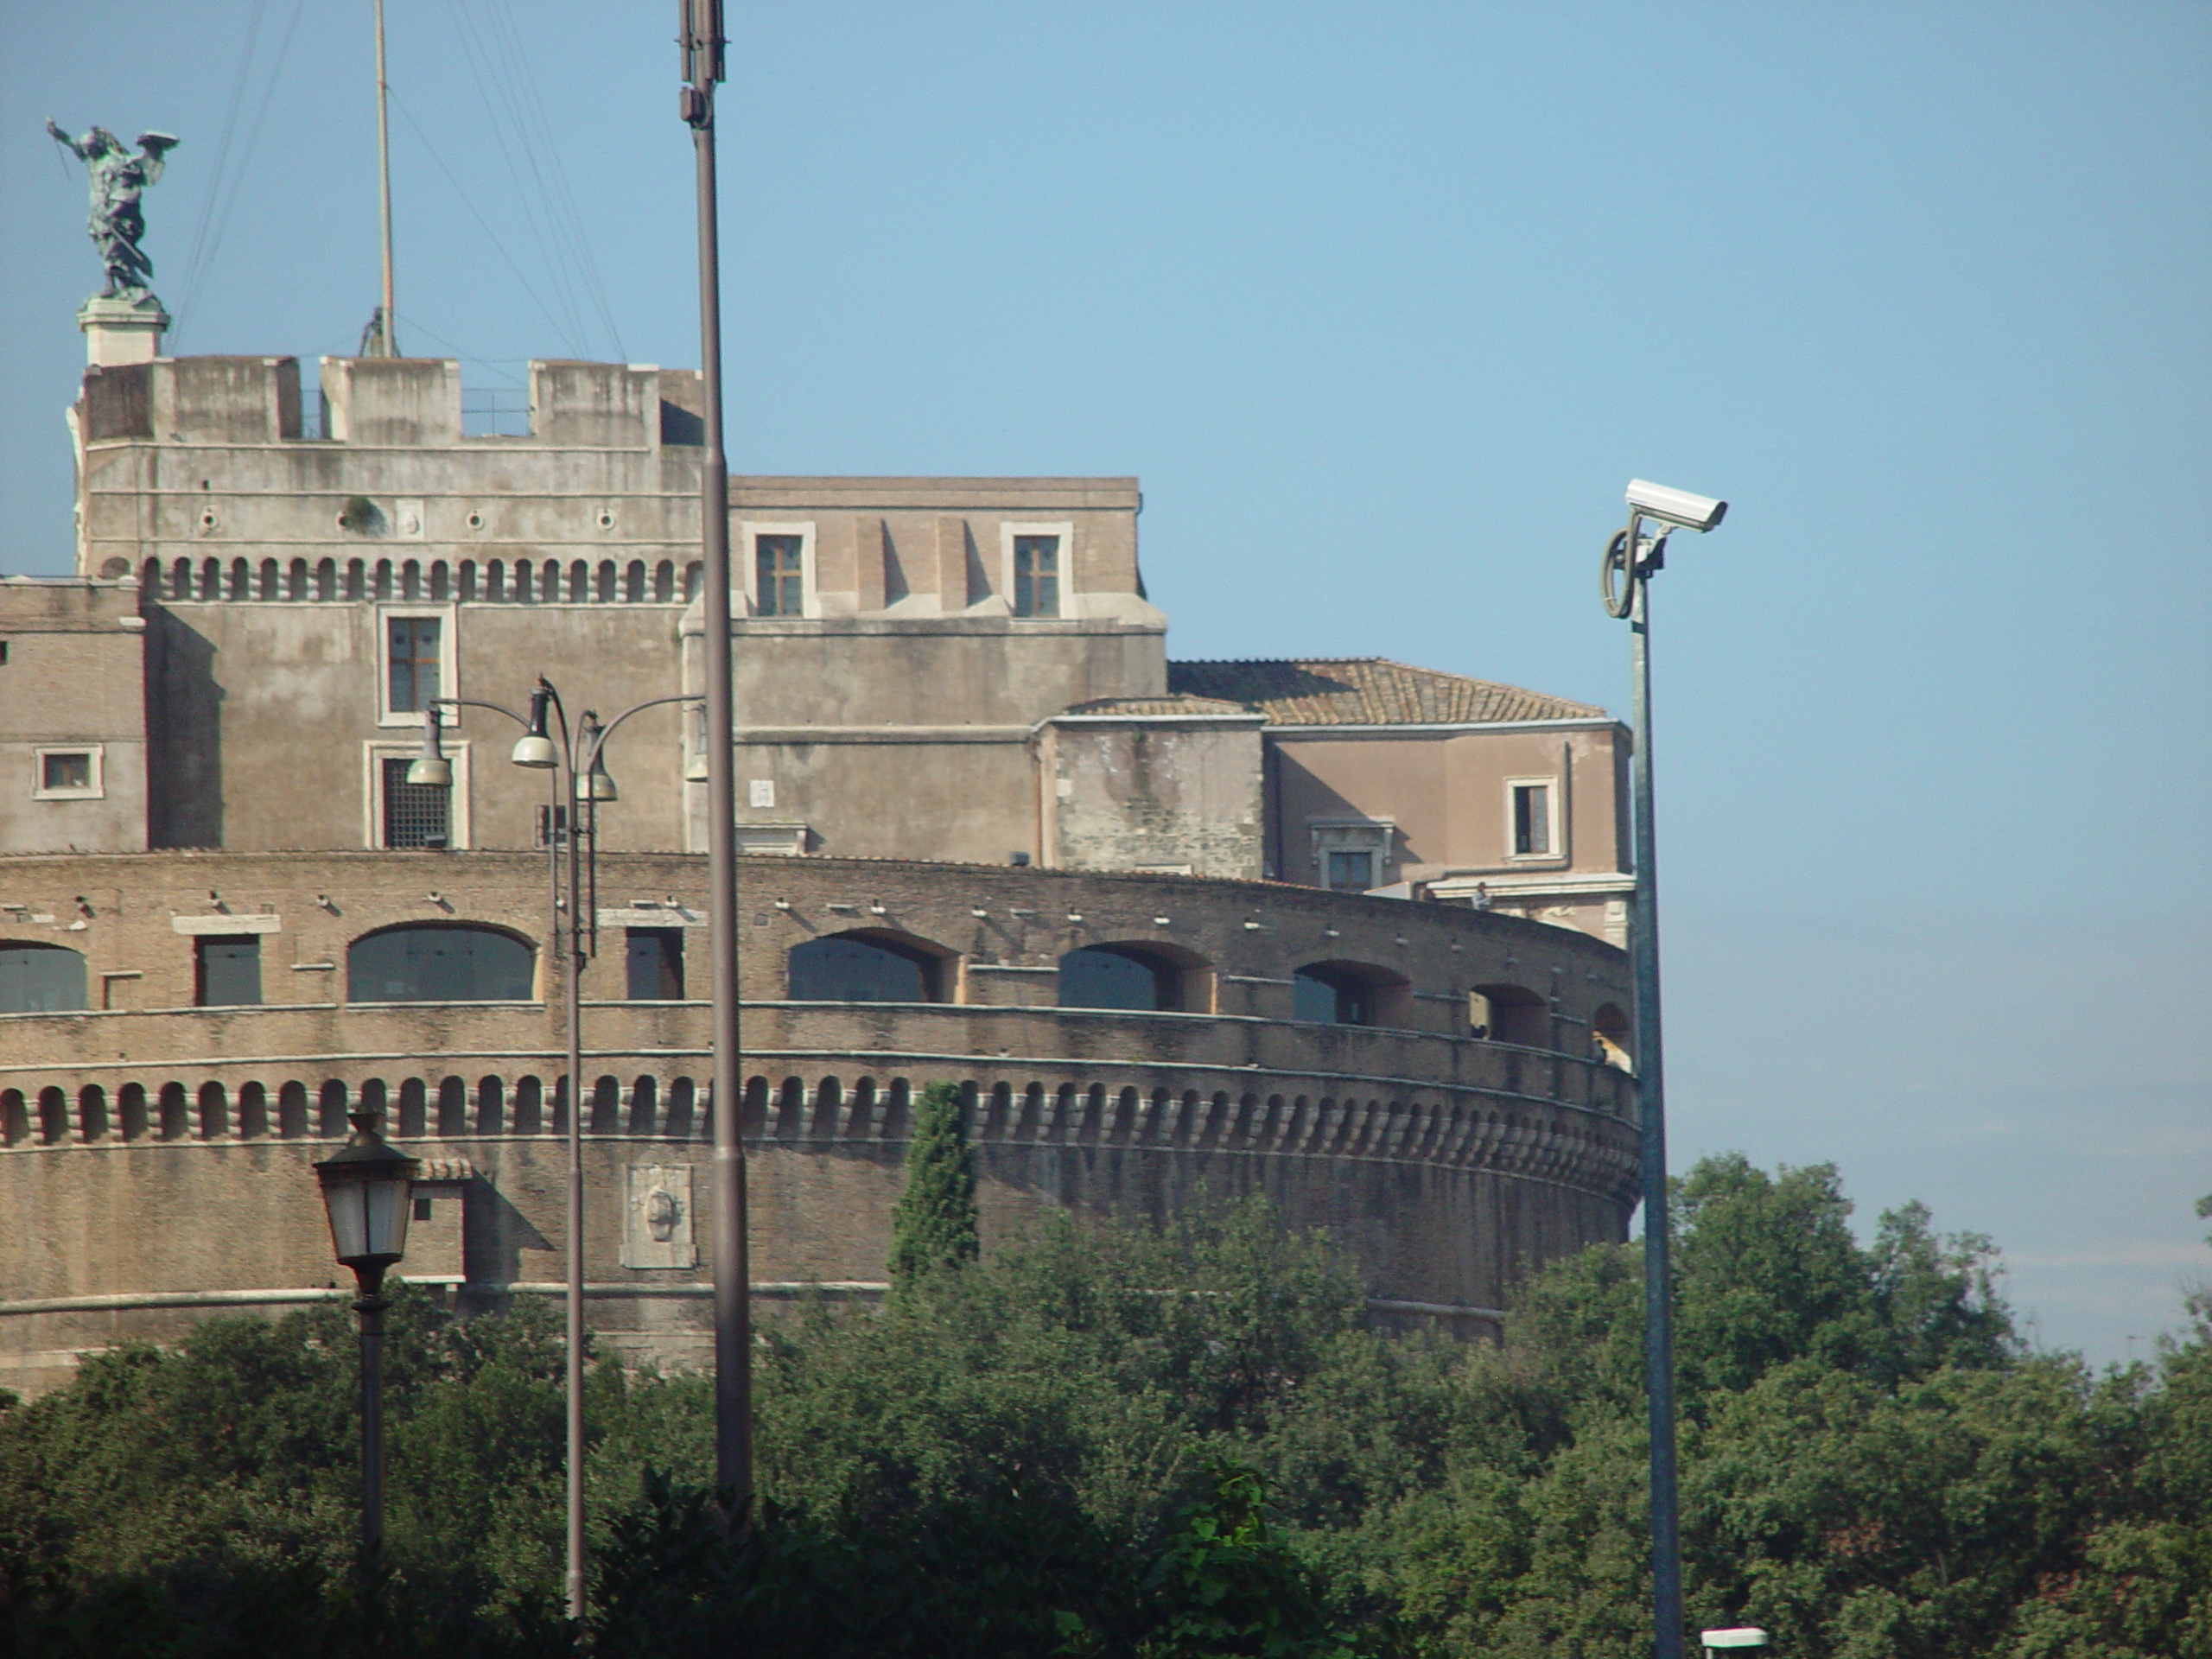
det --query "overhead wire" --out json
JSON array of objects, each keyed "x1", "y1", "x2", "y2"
[
  {"x1": 385, "y1": 86, "x2": 584, "y2": 357},
  {"x1": 168, "y1": 0, "x2": 269, "y2": 349},
  {"x1": 172, "y1": 0, "x2": 307, "y2": 351},
  {"x1": 442, "y1": 0, "x2": 626, "y2": 362},
  {"x1": 442, "y1": 0, "x2": 598, "y2": 356},
  {"x1": 482, "y1": 0, "x2": 626, "y2": 360}
]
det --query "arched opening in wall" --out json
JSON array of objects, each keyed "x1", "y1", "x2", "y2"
[
  {"x1": 197, "y1": 1082, "x2": 228, "y2": 1140},
  {"x1": 539, "y1": 562, "x2": 560, "y2": 604},
  {"x1": 199, "y1": 556, "x2": 220, "y2": 600},
  {"x1": 786, "y1": 930, "x2": 950, "y2": 1003},
  {"x1": 684, "y1": 561, "x2": 703, "y2": 601},
  {"x1": 881, "y1": 1077, "x2": 912, "y2": 1141},
  {"x1": 591, "y1": 1075, "x2": 622, "y2": 1135},
  {"x1": 74, "y1": 1086, "x2": 107, "y2": 1141},
  {"x1": 429, "y1": 562, "x2": 450, "y2": 602},
  {"x1": 475, "y1": 1076, "x2": 505, "y2": 1135},
  {"x1": 316, "y1": 558, "x2": 338, "y2": 601},
  {"x1": 437, "y1": 1077, "x2": 468, "y2": 1136},
  {"x1": 400, "y1": 560, "x2": 421, "y2": 602},
  {"x1": 458, "y1": 561, "x2": 478, "y2": 602},
  {"x1": 1469, "y1": 982, "x2": 1548, "y2": 1047},
  {"x1": 373, "y1": 559, "x2": 394, "y2": 601},
  {"x1": 569, "y1": 560, "x2": 589, "y2": 602},
  {"x1": 348, "y1": 925, "x2": 537, "y2": 1003},
  {"x1": 288, "y1": 558, "x2": 308, "y2": 600},
  {"x1": 359, "y1": 1078, "x2": 390, "y2": 1135},
  {"x1": 1592, "y1": 1001, "x2": 1632, "y2": 1069},
  {"x1": 228, "y1": 558, "x2": 251, "y2": 601},
  {"x1": 629, "y1": 1075, "x2": 658, "y2": 1135},
  {"x1": 0, "y1": 944, "x2": 87, "y2": 1014},
  {"x1": 512, "y1": 1075, "x2": 543, "y2": 1135},
  {"x1": 396, "y1": 1078, "x2": 427, "y2": 1139},
  {"x1": 259, "y1": 558, "x2": 280, "y2": 600},
  {"x1": 626, "y1": 560, "x2": 646, "y2": 602},
  {"x1": 119, "y1": 1083, "x2": 149, "y2": 1141},
  {"x1": 345, "y1": 559, "x2": 367, "y2": 601},
  {"x1": 666, "y1": 1076, "x2": 696, "y2": 1139},
  {"x1": 654, "y1": 560, "x2": 676, "y2": 602},
  {"x1": 37, "y1": 1087, "x2": 67, "y2": 1144},
  {"x1": 550, "y1": 1075, "x2": 571, "y2": 1136},
  {"x1": 1292, "y1": 961, "x2": 1410, "y2": 1028},
  {"x1": 1057, "y1": 942, "x2": 1210, "y2": 1013},
  {"x1": 485, "y1": 560, "x2": 505, "y2": 602},
  {"x1": 166, "y1": 556, "x2": 189, "y2": 597},
  {"x1": 319, "y1": 1080, "x2": 349, "y2": 1137},
  {"x1": 2, "y1": 1090, "x2": 27, "y2": 1146},
  {"x1": 237, "y1": 1082, "x2": 269, "y2": 1140},
  {"x1": 596, "y1": 560, "x2": 618, "y2": 603},
  {"x1": 278, "y1": 1081, "x2": 308, "y2": 1138}
]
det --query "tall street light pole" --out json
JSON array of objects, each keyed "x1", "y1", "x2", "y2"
[
  {"x1": 416, "y1": 684, "x2": 699, "y2": 1625},
  {"x1": 1600, "y1": 478, "x2": 1726, "y2": 1659},
  {"x1": 678, "y1": 0, "x2": 753, "y2": 1518}
]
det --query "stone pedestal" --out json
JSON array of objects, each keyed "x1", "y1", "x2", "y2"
[{"x1": 77, "y1": 294, "x2": 169, "y2": 366}]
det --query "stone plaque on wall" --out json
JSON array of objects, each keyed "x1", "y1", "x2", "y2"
[{"x1": 622, "y1": 1163, "x2": 697, "y2": 1269}]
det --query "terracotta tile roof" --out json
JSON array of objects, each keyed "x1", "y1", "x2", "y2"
[
  {"x1": 1166, "y1": 658, "x2": 1605, "y2": 726},
  {"x1": 1058, "y1": 693, "x2": 1260, "y2": 719}
]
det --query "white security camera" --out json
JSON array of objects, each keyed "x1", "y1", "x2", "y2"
[{"x1": 1625, "y1": 479, "x2": 1727, "y2": 533}]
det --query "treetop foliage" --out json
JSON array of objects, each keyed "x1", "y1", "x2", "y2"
[{"x1": 1, "y1": 1160, "x2": 2204, "y2": 1657}]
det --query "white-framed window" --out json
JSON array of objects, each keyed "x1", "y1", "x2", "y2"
[
  {"x1": 376, "y1": 606, "x2": 457, "y2": 727},
  {"x1": 1506, "y1": 776, "x2": 1563, "y2": 860},
  {"x1": 740, "y1": 522, "x2": 817, "y2": 618},
  {"x1": 1308, "y1": 817, "x2": 1395, "y2": 892},
  {"x1": 363, "y1": 741, "x2": 471, "y2": 849},
  {"x1": 33, "y1": 746, "x2": 105, "y2": 801},
  {"x1": 1000, "y1": 522, "x2": 1075, "y2": 618}
]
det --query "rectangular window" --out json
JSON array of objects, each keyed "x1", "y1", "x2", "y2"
[
  {"x1": 382, "y1": 756, "x2": 450, "y2": 849},
  {"x1": 1512, "y1": 783, "x2": 1552, "y2": 856},
  {"x1": 42, "y1": 753, "x2": 90, "y2": 791},
  {"x1": 386, "y1": 615, "x2": 442, "y2": 713},
  {"x1": 755, "y1": 534, "x2": 804, "y2": 617},
  {"x1": 195, "y1": 937, "x2": 263, "y2": 1007},
  {"x1": 1324, "y1": 849, "x2": 1375, "y2": 892},
  {"x1": 626, "y1": 928, "x2": 685, "y2": 1000},
  {"x1": 33, "y1": 746, "x2": 104, "y2": 800},
  {"x1": 1013, "y1": 535, "x2": 1060, "y2": 617}
]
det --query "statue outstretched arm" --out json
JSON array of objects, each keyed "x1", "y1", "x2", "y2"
[{"x1": 46, "y1": 118, "x2": 90, "y2": 160}]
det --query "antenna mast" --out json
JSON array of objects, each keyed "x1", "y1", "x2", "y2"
[{"x1": 372, "y1": 0, "x2": 398, "y2": 355}]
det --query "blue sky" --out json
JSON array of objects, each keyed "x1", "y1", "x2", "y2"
[{"x1": 3, "y1": 2, "x2": 2207, "y2": 1361}]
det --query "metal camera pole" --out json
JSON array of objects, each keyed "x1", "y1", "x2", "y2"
[
  {"x1": 679, "y1": 0, "x2": 753, "y2": 1518},
  {"x1": 1602, "y1": 481, "x2": 1724, "y2": 1659}
]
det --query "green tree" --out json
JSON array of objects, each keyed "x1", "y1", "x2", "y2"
[{"x1": 888, "y1": 1080, "x2": 981, "y2": 1287}]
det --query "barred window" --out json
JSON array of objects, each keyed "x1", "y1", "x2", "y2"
[{"x1": 382, "y1": 757, "x2": 450, "y2": 849}]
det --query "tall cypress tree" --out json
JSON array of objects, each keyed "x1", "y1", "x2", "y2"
[{"x1": 888, "y1": 1081, "x2": 980, "y2": 1287}]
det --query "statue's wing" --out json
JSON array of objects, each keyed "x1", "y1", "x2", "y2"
[{"x1": 137, "y1": 132, "x2": 180, "y2": 155}]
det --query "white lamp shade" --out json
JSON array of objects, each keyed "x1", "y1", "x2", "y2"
[
  {"x1": 321, "y1": 1173, "x2": 414, "y2": 1265},
  {"x1": 683, "y1": 752, "x2": 710, "y2": 783},
  {"x1": 511, "y1": 733, "x2": 559, "y2": 768},
  {"x1": 577, "y1": 760, "x2": 618, "y2": 802},
  {"x1": 406, "y1": 755, "x2": 452, "y2": 787},
  {"x1": 1700, "y1": 1631, "x2": 1770, "y2": 1651}
]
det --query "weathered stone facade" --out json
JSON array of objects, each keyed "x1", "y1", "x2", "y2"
[
  {"x1": 0, "y1": 345, "x2": 1648, "y2": 1399},
  {"x1": 0, "y1": 850, "x2": 1637, "y2": 1397}
]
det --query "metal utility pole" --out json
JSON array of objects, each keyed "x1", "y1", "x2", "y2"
[
  {"x1": 678, "y1": 0, "x2": 752, "y2": 1517},
  {"x1": 1601, "y1": 480, "x2": 1726, "y2": 1659},
  {"x1": 372, "y1": 0, "x2": 398, "y2": 355}
]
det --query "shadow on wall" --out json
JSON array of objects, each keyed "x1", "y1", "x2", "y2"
[{"x1": 146, "y1": 610, "x2": 222, "y2": 849}]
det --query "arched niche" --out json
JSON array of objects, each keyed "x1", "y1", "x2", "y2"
[
  {"x1": 0, "y1": 943, "x2": 87, "y2": 1014},
  {"x1": 1057, "y1": 942, "x2": 1211, "y2": 1014},
  {"x1": 786, "y1": 930, "x2": 950, "y2": 1003},
  {"x1": 347, "y1": 924, "x2": 537, "y2": 1004},
  {"x1": 1470, "y1": 982, "x2": 1549, "y2": 1047},
  {"x1": 1292, "y1": 960, "x2": 1411, "y2": 1029}
]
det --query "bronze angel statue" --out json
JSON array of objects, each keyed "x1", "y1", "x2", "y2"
[{"x1": 47, "y1": 121, "x2": 180, "y2": 300}]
